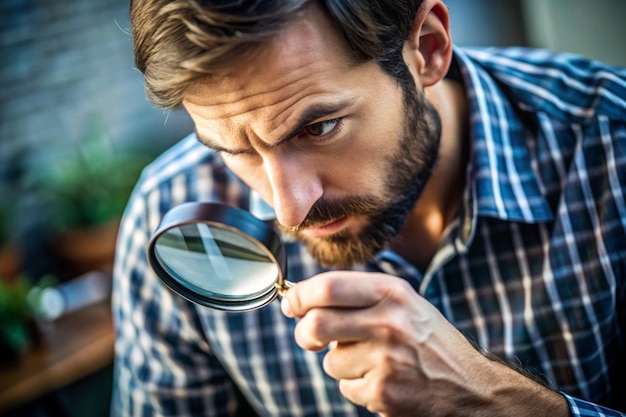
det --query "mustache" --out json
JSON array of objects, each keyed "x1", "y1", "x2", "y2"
[{"x1": 286, "y1": 195, "x2": 383, "y2": 232}]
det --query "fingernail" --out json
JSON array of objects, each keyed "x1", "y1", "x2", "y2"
[{"x1": 281, "y1": 298, "x2": 293, "y2": 317}]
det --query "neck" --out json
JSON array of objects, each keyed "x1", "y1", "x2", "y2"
[{"x1": 390, "y1": 78, "x2": 469, "y2": 271}]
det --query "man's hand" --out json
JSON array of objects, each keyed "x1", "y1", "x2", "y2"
[{"x1": 280, "y1": 271, "x2": 569, "y2": 417}]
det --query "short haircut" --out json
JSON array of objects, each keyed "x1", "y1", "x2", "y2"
[{"x1": 131, "y1": 0, "x2": 424, "y2": 108}]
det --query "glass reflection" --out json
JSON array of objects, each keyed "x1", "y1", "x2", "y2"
[{"x1": 153, "y1": 223, "x2": 279, "y2": 300}]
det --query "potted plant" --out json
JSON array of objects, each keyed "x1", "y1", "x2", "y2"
[
  {"x1": 0, "y1": 274, "x2": 59, "y2": 365},
  {"x1": 0, "y1": 275, "x2": 37, "y2": 364},
  {"x1": 27, "y1": 121, "x2": 154, "y2": 277}
]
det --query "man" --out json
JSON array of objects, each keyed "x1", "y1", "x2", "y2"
[{"x1": 112, "y1": 0, "x2": 626, "y2": 416}]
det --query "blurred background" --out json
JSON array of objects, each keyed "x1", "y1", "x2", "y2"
[{"x1": 0, "y1": 0, "x2": 624, "y2": 416}]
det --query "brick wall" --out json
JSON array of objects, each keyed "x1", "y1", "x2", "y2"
[{"x1": 0, "y1": 0, "x2": 193, "y2": 179}]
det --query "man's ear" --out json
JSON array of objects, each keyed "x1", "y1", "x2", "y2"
[{"x1": 403, "y1": 0, "x2": 452, "y2": 88}]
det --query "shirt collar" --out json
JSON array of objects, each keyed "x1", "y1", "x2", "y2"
[{"x1": 452, "y1": 47, "x2": 553, "y2": 225}]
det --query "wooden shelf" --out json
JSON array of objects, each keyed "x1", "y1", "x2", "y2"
[{"x1": 0, "y1": 299, "x2": 115, "y2": 412}]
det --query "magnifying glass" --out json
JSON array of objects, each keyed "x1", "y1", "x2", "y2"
[{"x1": 147, "y1": 202, "x2": 292, "y2": 312}]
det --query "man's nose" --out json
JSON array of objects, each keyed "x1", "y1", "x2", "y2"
[{"x1": 263, "y1": 152, "x2": 322, "y2": 228}]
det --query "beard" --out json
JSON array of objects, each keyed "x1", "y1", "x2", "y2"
[{"x1": 277, "y1": 73, "x2": 442, "y2": 268}]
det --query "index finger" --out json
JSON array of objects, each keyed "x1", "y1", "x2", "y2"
[{"x1": 280, "y1": 270, "x2": 392, "y2": 318}]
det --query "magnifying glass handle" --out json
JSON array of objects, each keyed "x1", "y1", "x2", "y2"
[{"x1": 275, "y1": 280, "x2": 294, "y2": 298}]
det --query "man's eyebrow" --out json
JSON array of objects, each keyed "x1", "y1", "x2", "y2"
[
  {"x1": 271, "y1": 99, "x2": 356, "y2": 147},
  {"x1": 195, "y1": 99, "x2": 356, "y2": 154},
  {"x1": 195, "y1": 129, "x2": 240, "y2": 154}
]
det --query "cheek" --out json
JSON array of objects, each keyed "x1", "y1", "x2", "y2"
[
  {"x1": 340, "y1": 99, "x2": 405, "y2": 189},
  {"x1": 333, "y1": 125, "x2": 400, "y2": 193},
  {"x1": 309, "y1": 144, "x2": 388, "y2": 201}
]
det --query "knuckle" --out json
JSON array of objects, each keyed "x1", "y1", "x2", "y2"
[
  {"x1": 372, "y1": 348, "x2": 393, "y2": 370},
  {"x1": 386, "y1": 277, "x2": 415, "y2": 303},
  {"x1": 322, "y1": 351, "x2": 338, "y2": 378},
  {"x1": 318, "y1": 275, "x2": 342, "y2": 300},
  {"x1": 369, "y1": 376, "x2": 397, "y2": 411},
  {"x1": 286, "y1": 287, "x2": 304, "y2": 313},
  {"x1": 294, "y1": 309, "x2": 327, "y2": 350},
  {"x1": 304, "y1": 309, "x2": 326, "y2": 337}
]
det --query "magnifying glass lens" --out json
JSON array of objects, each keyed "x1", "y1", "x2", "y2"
[
  {"x1": 147, "y1": 203, "x2": 289, "y2": 312},
  {"x1": 153, "y1": 223, "x2": 279, "y2": 299}
]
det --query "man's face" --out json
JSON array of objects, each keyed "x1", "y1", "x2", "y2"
[{"x1": 183, "y1": 5, "x2": 440, "y2": 267}]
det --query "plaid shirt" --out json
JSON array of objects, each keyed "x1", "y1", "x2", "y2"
[{"x1": 111, "y1": 47, "x2": 626, "y2": 416}]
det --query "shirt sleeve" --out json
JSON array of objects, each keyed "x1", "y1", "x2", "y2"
[
  {"x1": 110, "y1": 189, "x2": 253, "y2": 417},
  {"x1": 563, "y1": 393, "x2": 626, "y2": 417}
]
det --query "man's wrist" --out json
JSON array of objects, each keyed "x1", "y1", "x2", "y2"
[{"x1": 477, "y1": 359, "x2": 570, "y2": 417}]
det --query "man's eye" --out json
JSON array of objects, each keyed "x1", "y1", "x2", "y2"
[{"x1": 303, "y1": 119, "x2": 340, "y2": 137}]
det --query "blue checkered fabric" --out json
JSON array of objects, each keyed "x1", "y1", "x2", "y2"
[{"x1": 111, "y1": 47, "x2": 626, "y2": 416}]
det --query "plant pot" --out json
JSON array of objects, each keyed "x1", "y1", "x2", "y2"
[
  {"x1": 0, "y1": 243, "x2": 21, "y2": 284},
  {"x1": 54, "y1": 219, "x2": 120, "y2": 277}
]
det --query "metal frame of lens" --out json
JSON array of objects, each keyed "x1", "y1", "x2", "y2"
[{"x1": 147, "y1": 202, "x2": 287, "y2": 312}]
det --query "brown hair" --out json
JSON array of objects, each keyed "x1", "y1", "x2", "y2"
[{"x1": 131, "y1": 0, "x2": 424, "y2": 109}]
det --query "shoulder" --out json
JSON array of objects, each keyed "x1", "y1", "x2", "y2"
[
  {"x1": 459, "y1": 47, "x2": 626, "y2": 124},
  {"x1": 455, "y1": 46, "x2": 626, "y2": 227},
  {"x1": 138, "y1": 132, "x2": 221, "y2": 194},
  {"x1": 134, "y1": 132, "x2": 249, "y2": 205}
]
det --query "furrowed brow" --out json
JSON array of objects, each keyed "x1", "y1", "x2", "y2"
[
  {"x1": 271, "y1": 99, "x2": 355, "y2": 148},
  {"x1": 195, "y1": 98, "x2": 355, "y2": 154},
  {"x1": 195, "y1": 128, "x2": 247, "y2": 155}
]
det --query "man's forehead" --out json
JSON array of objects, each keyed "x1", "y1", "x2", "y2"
[
  {"x1": 180, "y1": 3, "x2": 376, "y2": 152},
  {"x1": 183, "y1": 60, "x2": 322, "y2": 112},
  {"x1": 182, "y1": 2, "x2": 352, "y2": 107}
]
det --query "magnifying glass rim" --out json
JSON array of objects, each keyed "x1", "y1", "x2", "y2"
[{"x1": 147, "y1": 202, "x2": 287, "y2": 312}]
